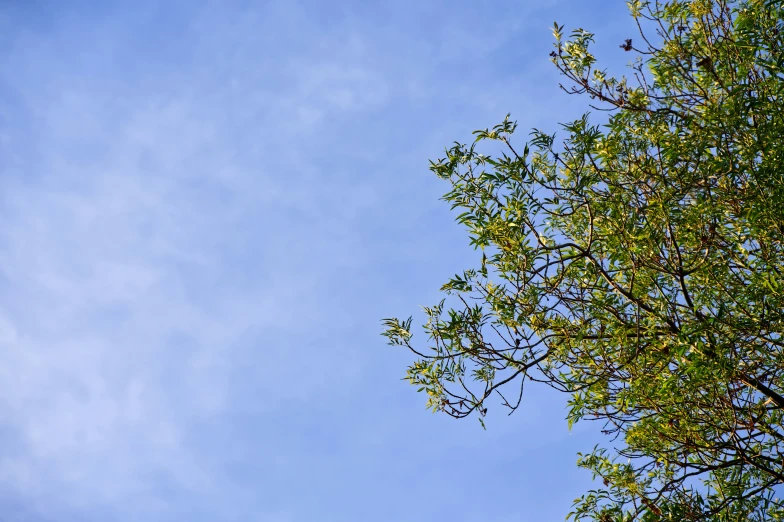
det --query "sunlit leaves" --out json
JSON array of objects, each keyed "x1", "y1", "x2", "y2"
[{"x1": 384, "y1": 0, "x2": 784, "y2": 520}]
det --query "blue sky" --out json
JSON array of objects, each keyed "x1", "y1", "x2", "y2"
[{"x1": 0, "y1": 1, "x2": 637, "y2": 520}]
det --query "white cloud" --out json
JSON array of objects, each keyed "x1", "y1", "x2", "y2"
[
  {"x1": 0, "y1": 1, "x2": 586, "y2": 520},
  {"x1": 0, "y1": 5, "x2": 391, "y2": 517}
]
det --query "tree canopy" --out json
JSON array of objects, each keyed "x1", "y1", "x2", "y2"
[{"x1": 383, "y1": 0, "x2": 784, "y2": 520}]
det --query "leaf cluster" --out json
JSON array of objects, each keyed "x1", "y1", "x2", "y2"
[{"x1": 383, "y1": 0, "x2": 784, "y2": 519}]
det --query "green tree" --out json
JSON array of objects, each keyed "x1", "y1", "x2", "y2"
[{"x1": 383, "y1": 0, "x2": 784, "y2": 520}]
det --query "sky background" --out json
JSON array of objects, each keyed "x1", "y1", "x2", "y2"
[{"x1": 0, "y1": 1, "x2": 637, "y2": 520}]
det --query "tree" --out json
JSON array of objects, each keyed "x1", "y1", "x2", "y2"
[{"x1": 383, "y1": 0, "x2": 784, "y2": 520}]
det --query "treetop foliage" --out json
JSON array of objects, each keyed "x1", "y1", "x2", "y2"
[{"x1": 383, "y1": 0, "x2": 784, "y2": 520}]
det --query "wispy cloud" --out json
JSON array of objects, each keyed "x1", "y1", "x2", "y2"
[
  {"x1": 0, "y1": 4, "x2": 385, "y2": 515},
  {"x1": 0, "y1": 0, "x2": 634, "y2": 520}
]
